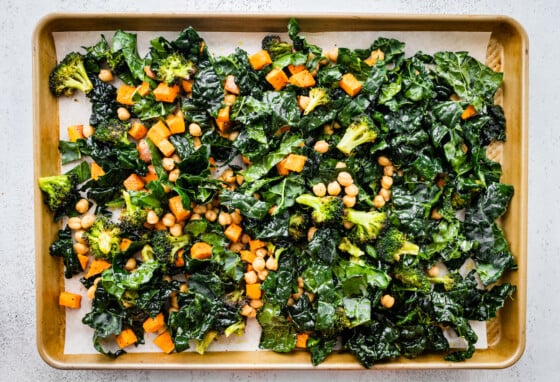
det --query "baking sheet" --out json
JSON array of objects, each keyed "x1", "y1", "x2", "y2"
[{"x1": 53, "y1": 28, "x2": 491, "y2": 355}]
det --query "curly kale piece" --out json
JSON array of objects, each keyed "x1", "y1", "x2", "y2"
[
  {"x1": 49, "y1": 226, "x2": 83, "y2": 278},
  {"x1": 49, "y1": 52, "x2": 94, "y2": 96},
  {"x1": 344, "y1": 208, "x2": 387, "y2": 243},
  {"x1": 295, "y1": 194, "x2": 343, "y2": 226}
]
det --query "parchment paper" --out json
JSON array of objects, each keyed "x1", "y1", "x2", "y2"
[{"x1": 53, "y1": 28, "x2": 491, "y2": 355}]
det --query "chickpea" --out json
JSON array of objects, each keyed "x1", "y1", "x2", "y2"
[
  {"x1": 137, "y1": 139, "x2": 152, "y2": 163},
  {"x1": 124, "y1": 257, "x2": 137, "y2": 271},
  {"x1": 74, "y1": 230, "x2": 86, "y2": 244},
  {"x1": 307, "y1": 226, "x2": 317, "y2": 241},
  {"x1": 146, "y1": 210, "x2": 160, "y2": 225},
  {"x1": 431, "y1": 208, "x2": 442, "y2": 220},
  {"x1": 192, "y1": 204, "x2": 207, "y2": 214},
  {"x1": 222, "y1": 168, "x2": 236, "y2": 183},
  {"x1": 229, "y1": 242, "x2": 244, "y2": 253},
  {"x1": 241, "y1": 304, "x2": 256, "y2": 318},
  {"x1": 379, "y1": 187, "x2": 391, "y2": 202},
  {"x1": 323, "y1": 124, "x2": 334, "y2": 135},
  {"x1": 67, "y1": 217, "x2": 82, "y2": 230},
  {"x1": 427, "y1": 265, "x2": 440, "y2": 277},
  {"x1": 162, "y1": 157, "x2": 176, "y2": 171},
  {"x1": 168, "y1": 168, "x2": 180, "y2": 183},
  {"x1": 312, "y1": 182, "x2": 327, "y2": 197},
  {"x1": 189, "y1": 122, "x2": 202, "y2": 137},
  {"x1": 204, "y1": 209, "x2": 217, "y2": 222},
  {"x1": 249, "y1": 299, "x2": 263, "y2": 309},
  {"x1": 286, "y1": 297, "x2": 295, "y2": 307},
  {"x1": 335, "y1": 161, "x2": 347, "y2": 169},
  {"x1": 343, "y1": 221, "x2": 354, "y2": 230},
  {"x1": 265, "y1": 256, "x2": 278, "y2": 271},
  {"x1": 297, "y1": 277, "x2": 305, "y2": 289},
  {"x1": 373, "y1": 195, "x2": 386, "y2": 208},
  {"x1": 377, "y1": 156, "x2": 392, "y2": 167},
  {"x1": 244, "y1": 270, "x2": 258, "y2": 284},
  {"x1": 252, "y1": 257, "x2": 266, "y2": 272},
  {"x1": 80, "y1": 214, "x2": 95, "y2": 229},
  {"x1": 117, "y1": 107, "x2": 131, "y2": 121},
  {"x1": 73, "y1": 242, "x2": 89, "y2": 255},
  {"x1": 344, "y1": 184, "x2": 359, "y2": 197},
  {"x1": 381, "y1": 175, "x2": 393, "y2": 190},
  {"x1": 218, "y1": 212, "x2": 232, "y2": 226},
  {"x1": 193, "y1": 137, "x2": 202, "y2": 149},
  {"x1": 224, "y1": 94, "x2": 237, "y2": 106},
  {"x1": 268, "y1": 205, "x2": 278, "y2": 215},
  {"x1": 306, "y1": 292, "x2": 315, "y2": 303},
  {"x1": 326, "y1": 47, "x2": 339, "y2": 62},
  {"x1": 327, "y1": 181, "x2": 341, "y2": 196},
  {"x1": 98, "y1": 68, "x2": 114, "y2": 82},
  {"x1": 189, "y1": 213, "x2": 202, "y2": 221},
  {"x1": 230, "y1": 210, "x2": 243, "y2": 225},
  {"x1": 179, "y1": 283, "x2": 188, "y2": 293},
  {"x1": 162, "y1": 213, "x2": 176, "y2": 227},
  {"x1": 169, "y1": 223, "x2": 184, "y2": 237},
  {"x1": 241, "y1": 233, "x2": 251, "y2": 244},
  {"x1": 337, "y1": 171, "x2": 353, "y2": 187},
  {"x1": 342, "y1": 195, "x2": 356, "y2": 208},
  {"x1": 83, "y1": 124, "x2": 95, "y2": 138},
  {"x1": 75, "y1": 198, "x2": 89, "y2": 214},
  {"x1": 255, "y1": 248, "x2": 268, "y2": 258},
  {"x1": 87, "y1": 284, "x2": 97, "y2": 300},
  {"x1": 162, "y1": 275, "x2": 172, "y2": 283},
  {"x1": 383, "y1": 165, "x2": 395, "y2": 177},
  {"x1": 313, "y1": 140, "x2": 329, "y2": 154},
  {"x1": 257, "y1": 269, "x2": 269, "y2": 281},
  {"x1": 236, "y1": 174, "x2": 245, "y2": 186},
  {"x1": 380, "y1": 294, "x2": 395, "y2": 309},
  {"x1": 332, "y1": 121, "x2": 342, "y2": 129}
]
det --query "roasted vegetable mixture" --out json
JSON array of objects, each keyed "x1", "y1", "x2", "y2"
[{"x1": 40, "y1": 18, "x2": 516, "y2": 367}]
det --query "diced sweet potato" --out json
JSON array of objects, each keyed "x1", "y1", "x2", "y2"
[
  {"x1": 288, "y1": 64, "x2": 305, "y2": 75},
  {"x1": 190, "y1": 242, "x2": 213, "y2": 260},
  {"x1": 166, "y1": 110, "x2": 186, "y2": 134},
  {"x1": 282, "y1": 154, "x2": 307, "y2": 173},
  {"x1": 153, "y1": 330, "x2": 175, "y2": 354},
  {"x1": 248, "y1": 50, "x2": 272, "y2": 70},
  {"x1": 147, "y1": 120, "x2": 171, "y2": 145},
  {"x1": 288, "y1": 70, "x2": 316, "y2": 88},
  {"x1": 116, "y1": 84, "x2": 137, "y2": 105},
  {"x1": 155, "y1": 138, "x2": 175, "y2": 157},
  {"x1": 67, "y1": 124, "x2": 84, "y2": 142},
  {"x1": 143, "y1": 312, "x2": 165, "y2": 333},
  {"x1": 59, "y1": 291, "x2": 82, "y2": 309},
  {"x1": 240, "y1": 250, "x2": 256, "y2": 263},
  {"x1": 461, "y1": 104, "x2": 477, "y2": 120},
  {"x1": 123, "y1": 173, "x2": 146, "y2": 191},
  {"x1": 364, "y1": 49, "x2": 385, "y2": 66},
  {"x1": 246, "y1": 283, "x2": 262, "y2": 300},
  {"x1": 85, "y1": 258, "x2": 111, "y2": 279},
  {"x1": 265, "y1": 68, "x2": 289, "y2": 91},
  {"x1": 339, "y1": 73, "x2": 363, "y2": 97},
  {"x1": 128, "y1": 121, "x2": 148, "y2": 141},
  {"x1": 77, "y1": 254, "x2": 89, "y2": 271},
  {"x1": 90, "y1": 161, "x2": 105, "y2": 180},
  {"x1": 168, "y1": 195, "x2": 190, "y2": 222},
  {"x1": 136, "y1": 81, "x2": 151, "y2": 97},
  {"x1": 115, "y1": 328, "x2": 138, "y2": 349},
  {"x1": 295, "y1": 332, "x2": 309, "y2": 348},
  {"x1": 224, "y1": 223, "x2": 243, "y2": 243},
  {"x1": 153, "y1": 82, "x2": 180, "y2": 103}
]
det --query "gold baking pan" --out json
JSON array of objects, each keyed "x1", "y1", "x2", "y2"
[{"x1": 33, "y1": 13, "x2": 528, "y2": 370}]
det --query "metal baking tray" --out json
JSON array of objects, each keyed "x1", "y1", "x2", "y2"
[{"x1": 33, "y1": 13, "x2": 528, "y2": 370}]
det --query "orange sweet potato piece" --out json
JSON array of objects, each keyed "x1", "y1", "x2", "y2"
[
  {"x1": 168, "y1": 195, "x2": 190, "y2": 222},
  {"x1": 246, "y1": 283, "x2": 262, "y2": 300},
  {"x1": 147, "y1": 120, "x2": 171, "y2": 145},
  {"x1": 85, "y1": 258, "x2": 111, "y2": 279},
  {"x1": 117, "y1": 84, "x2": 137, "y2": 105},
  {"x1": 276, "y1": 157, "x2": 291, "y2": 176},
  {"x1": 283, "y1": 153, "x2": 307, "y2": 173},
  {"x1": 295, "y1": 332, "x2": 309, "y2": 348},
  {"x1": 123, "y1": 173, "x2": 146, "y2": 191},
  {"x1": 288, "y1": 64, "x2": 305, "y2": 75},
  {"x1": 339, "y1": 73, "x2": 363, "y2": 97},
  {"x1": 174, "y1": 248, "x2": 185, "y2": 267},
  {"x1": 215, "y1": 105, "x2": 231, "y2": 132},
  {"x1": 181, "y1": 79, "x2": 194, "y2": 93},
  {"x1": 115, "y1": 328, "x2": 138, "y2": 349},
  {"x1": 364, "y1": 49, "x2": 385, "y2": 66},
  {"x1": 136, "y1": 81, "x2": 151, "y2": 97},
  {"x1": 266, "y1": 68, "x2": 289, "y2": 91},
  {"x1": 153, "y1": 330, "x2": 175, "y2": 354},
  {"x1": 67, "y1": 124, "x2": 84, "y2": 142},
  {"x1": 59, "y1": 291, "x2": 82, "y2": 309},
  {"x1": 90, "y1": 161, "x2": 105, "y2": 180},
  {"x1": 240, "y1": 250, "x2": 257, "y2": 263},
  {"x1": 288, "y1": 70, "x2": 316, "y2": 88},
  {"x1": 249, "y1": 239, "x2": 266, "y2": 251},
  {"x1": 120, "y1": 238, "x2": 132, "y2": 252},
  {"x1": 461, "y1": 104, "x2": 477, "y2": 120},
  {"x1": 153, "y1": 82, "x2": 180, "y2": 103},
  {"x1": 143, "y1": 312, "x2": 165, "y2": 333},
  {"x1": 249, "y1": 50, "x2": 272, "y2": 70},
  {"x1": 155, "y1": 138, "x2": 175, "y2": 157},
  {"x1": 128, "y1": 121, "x2": 148, "y2": 141},
  {"x1": 166, "y1": 110, "x2": 186, "y2": 134},
  {"x1": 224, "y1": 75, "x2": 240, "y2": 95},
  {"x1": 190, "y1": 241, "x2": 213, "y2": 260},
  {"x1": 224, "y1": 223, "x2": 243, "y2": 243},
  {"x1": 77, "y1": 254, "x2": 89, "y2": 271}
]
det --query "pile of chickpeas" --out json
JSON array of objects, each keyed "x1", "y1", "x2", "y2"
[{"x1": 373, "y1": 155, "x2": 395, "y2": 209}]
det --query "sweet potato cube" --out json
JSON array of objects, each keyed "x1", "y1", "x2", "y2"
[
  {"x1": 266, "y1": 68, "x2": 289, "y2": 91},
  {"x1": 136, "y1": 81, "x2": 151, "y2": 97},
  {"x1": 147, "y1": 120, "x2": 171, "y2": 145},
  {"x1": 153, "y1": 82, "x2": 180, "y2": 103},
  {"x1": 364, "y1": 49, "x2": 385, "y2": 66},
  {"x1": 248, "y1": 50, "x2": 272, "y2": 70},
  {"x1": 181, "y1": 79, "x2": 194, "y2": 93},
  {"x1": 283, "y1": 154, "x2": 307, "y2": 173},
  {"x1": 168, "y1": 195, "x2": 190, "y2": 222},
  {"x1": 128, "y1": 121, "x2": 148, "y2": 140},
  {"x1": 77, "y1": 254, "x2": 89, "y2": 271},
  {"x1": 166, "y1": 110, "x2": 186, "y2": 134},
  {"x1": 339, "y1": 73, "x2": 363, "y2": 97},
  {"x1": 85, "y1": 258, "x2": 112, "y2": 279},
  {"x1": 174, "y1": 248, "x2": 185, "y2": 267},
  {"x1": 288, "y1": 70, "x2": 316, "y2": 88},
  {"x1": 249, "y1": 239, "x2": 266, "y2": 251},
  {"x1": 143, "y1": 312, "x2": 165, "y2": 333},
  {"x1": 153, "y1": 330, "x2": 175, "y2": 354},
  {"x1": 461, "y1": 104, "x2": 477, "y2": 120},
  {"x1": 190, "y1": 242, "x2": 213, "y2": 260},
  {"x1": 240, "y1": 250, "x2": 257, "y2": 264},
  {"x1": 155, "y1": 138, "x2": 176, "y2": 157},
  {"x1": 123, "y1": 173, "x2": 146, "y2": 191},
  {"x1": 288, "y1": 64, "x2": 305, "y2": 75},
  {"x1": 59, "y1": 291, "x2": 82, "y2": 309},
  {"x1": 90, "y1": 161, "x2": 105, "y2": 180},
  {"x1": 116, "y1": 84, "x2": 137, "y2": 105},
  {"x1": 246, "y1": 283, "x2": 262, "y2": 300},
  {"x1": 296, "y1": 332, "x2": 309, "y2": 348},
  {"x1": 115, "y1": 328, "x2": 138, "y2": 349},
  {"x1": 224, "y1": 223, "x2": 243, "y2": 243},
  {"x1": 67, "y1": 124, "x2": 84, "y2": 142}
]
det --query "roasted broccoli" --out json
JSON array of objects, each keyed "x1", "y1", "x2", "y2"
[
  {"x1": 49, "y1": 52, "x2": 94, "y2": 97},
  {"x1": 92, "y1": 118, "x2": 131, "y2": 146},
  {"x1": 344, "y1": 208, "x2": 387, "y2": 244},
  {"x1": 151, "y1": 230, "x2": 190, "y2": 265},
  {"x1": 84, "y1": 215, "x2": 122, "y2": 259},
  {"x1": 288, "y1": 210, "x2": 310, "y2": 241},
  {"x1": 295, "y1": 194, "x2": 343, "y2": 226},
  {"x1": 336, "y1": 116, "x2": 378, "y2": 155},
  {"x1": 119, "y1": 190, "x2": 148, "y2": 234},
  {"x1": 338, "y1": 237, "x2": 365, "y2": 258},
  {"x1": 261, "y1": 35, "x2": 293, "y2": 60},
  {"x1": 303, "y1": 88, "x2": 330, "y2": 115},
  {"x1": 38, "y1": 174, "x2": 79, "y2": 217},
  {"x1": 375, "y1": 227, "x2": 420, "y2": 263},
  {"x1": 394, "y1": 265, "x2": 460, "y2": 292},
  {"x1": 156, "y1": 52, "x2": 196, "y2": 84}
]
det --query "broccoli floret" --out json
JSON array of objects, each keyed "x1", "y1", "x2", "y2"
[
  {"x1": 336, "y1": 116, "x2": 378, "y2": 156},
  {"x1": 156, "y1": 52, "x2": 196, "y2": 84},
  {"x1": 288, "y1": 210, "x2": 310, "y2": 241},
  {"x1": 393, "y1": 265, "x2": 431, "y2": 292},
  {"x1": 295, "y1": 194, "x2": 343, "y2": 226},
  {"x1": 344, "y1": 208, "x2": 387, "y2": 244},
  {"x1": 38, "y1": 174, "x2": 79, "y2": 217},
  {"x1": 92, "y1": 118, "x2": 130, "y2": 146},
  {"x1": 119, "y1": 190, "x2": 148, "y2": 234},
  {"x1": 338, "y1": 237, "x2": 365, "y2": 258},
  {"x1": 375, "y1": 227, "x2": 420, "y2": 263},
  {"x1": 261, "y1": 35, "x2": 293, "y2": 60},
  {"x1": 84, "y1": 215, "x2": 122, "y2": 259},
  {"x1": 428, "y1": 272, "x2": 461, "y2": 291},
  {"x1": 49, "y1": 52, "x2": 94, "y2": 97},
  {"x1": 303, "y1": 88, "x2": 330, "y2": 115},
  {"x1": 151, "y1": 230, "x2": 190, "y2": 265}
]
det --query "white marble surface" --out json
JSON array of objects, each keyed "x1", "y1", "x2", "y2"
[{"x1": 1, "y1": 0, "x2": 556, "y2": 381}]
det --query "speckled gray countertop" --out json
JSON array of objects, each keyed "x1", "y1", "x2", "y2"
[{"x1": 1, "y1": 0, "x2": 557, "y2": 381}]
